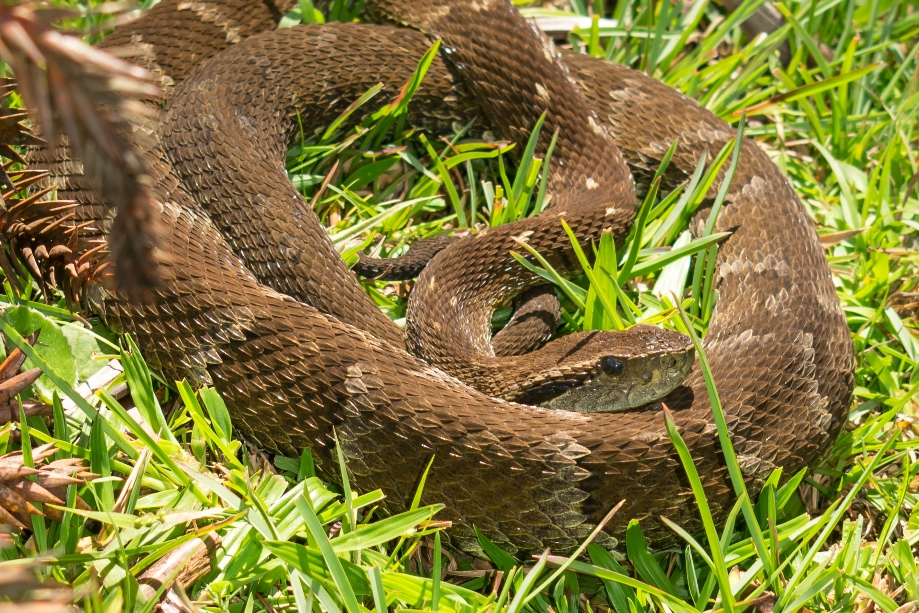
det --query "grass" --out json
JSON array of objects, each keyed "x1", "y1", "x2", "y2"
[{"x1": 0, "y1": 0, "x2": 918, "y2": 611}]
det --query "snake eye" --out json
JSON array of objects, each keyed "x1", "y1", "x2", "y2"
[{"x1": 600, "y1": 357, "x2": 624, "y2": 376}]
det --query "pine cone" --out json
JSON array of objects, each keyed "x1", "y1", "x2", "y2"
[
  {"x1": 0, "y1": 442, "x2": 96, "y2": 532},
  {"x1": 0, "y1": 0, "x2": 166, "y2": 301},
  {"x1": 0, "y1": 549, "x2": 80, "y2": 613},
  {"x1": 0, "y1": 77, "x2": 105, "y2": 308},
  {"x1": 0, "y1": 79, "x2": 43, "y2": 192}
]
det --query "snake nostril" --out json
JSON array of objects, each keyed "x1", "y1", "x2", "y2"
[
  {"x1": 600, "y1": 357, "x2": 624, "y2": 376},
  {"x1": 642, "y1": 372, "x2": 653, "y2": 382}
]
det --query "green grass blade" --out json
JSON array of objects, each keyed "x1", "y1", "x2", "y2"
[
  {"x1": 294, "y1": 495, "x2": 362, "y2": 613},
  {"x1": 330, "y1": 506, "x2": 442, "y2": 553},
  {"x1": 662, "y1": 406, "x2": 734, "y2": 611}
]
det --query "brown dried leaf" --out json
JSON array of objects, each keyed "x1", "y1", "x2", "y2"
[
  {"x1": 0, "y1": 483, "x2": 41, "y2": 521},
  {"x1": 0, "y1": 503, "x2": 27, "y2": 530},
  {"x1": 0, "y1": 367, "x2": 42, "y2": 404},
  {"x1": 0, "y1": 463, "x2": 40, "y2": 481},
  {"x1": 0, "y1": 329, "x2": 39, "y2": 380},
  {"x1": 0, "y1": 402, "x2": 53, "y2": 426},
  {"x1": 32, "y1": 471, "x2": 82, "y2": 489},
  {"x1": 6, "y1": 479, "x2": 64, "y2": 507}
]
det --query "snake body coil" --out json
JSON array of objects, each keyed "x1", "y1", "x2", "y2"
[{"x1": 30, "y1": 0, "x2": 853, "y2": 555}]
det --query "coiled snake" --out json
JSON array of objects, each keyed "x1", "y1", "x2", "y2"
[{"x1": 30, "y1": 0, "x2": 853, "y2": 555}]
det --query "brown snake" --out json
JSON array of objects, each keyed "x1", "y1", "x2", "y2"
[{"x1": 25, "y1": 0, "x2": 854, "y2": 555}]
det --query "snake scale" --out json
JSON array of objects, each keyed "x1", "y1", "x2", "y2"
[{"x1": 27, "y1": 0, "x2": 854, "y2": 555}]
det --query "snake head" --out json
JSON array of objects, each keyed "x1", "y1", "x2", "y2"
[{"x1": 509, "y1": 324, "x2": 694, "y2": 412}]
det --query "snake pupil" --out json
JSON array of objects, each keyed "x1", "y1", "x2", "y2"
[{"x1": 600, "y1": 357, "x2": 624, "y2": 376}]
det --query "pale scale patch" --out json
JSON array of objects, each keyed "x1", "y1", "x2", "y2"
[
  {"x1": 588, "y1": 115, "x2": 606, "y2": 137},
  {"x1": 697, "y1": 126, "x2": 733, "y2": 143},
  {"x1": 177, "y1": 2, "x2": 240, "y2": 44},
  {"x1": 469, "y1": 0, "x2": 499, "y2": 10},
  {"x1": 513, "y1": 230, "x2": 535, "y2": 244},
  {"x1": 754, "y1": 254, "x2": 791, "y2": 276},
  {"x1": 817, "y1": 286, "x2": 844, "y2": 313},
  {"x1": 764, "y1": 287, "x2": 789, "y2": 314},
  {"x1": 559, "y1": 442, "x2": 591, "y2": 460},
  {"x1": 344, "y1": 378, "x2": 368, "y2": 395},
  {"x1": 541, "y1": 36, "x2": 557, "y2": 63}
]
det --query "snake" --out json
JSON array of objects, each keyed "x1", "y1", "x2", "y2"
[{"x1": 22, "y1": 0, "x2": 854, "y2": 556}]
